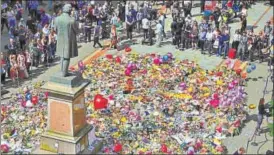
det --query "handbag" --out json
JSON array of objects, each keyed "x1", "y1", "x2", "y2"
[{"x1": 213, "y1": 40, "x2": 219, "y2": 48}]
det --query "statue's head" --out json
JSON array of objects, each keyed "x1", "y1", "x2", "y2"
[{"x1": 62, "y1": 4, "x2": 72, "y2": 14}]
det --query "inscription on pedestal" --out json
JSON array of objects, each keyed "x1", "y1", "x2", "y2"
[{"x1": 49, "y1": 101, "x2": 71, "y2": 134}]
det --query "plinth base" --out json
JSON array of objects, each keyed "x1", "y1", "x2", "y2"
[{"x1": 38, "y1": 125, "x2": 93, "y2": 154}]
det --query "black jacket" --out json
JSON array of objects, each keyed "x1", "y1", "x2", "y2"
[{"x1": 258, "y1": 104, "x2": 265, "y2": 115}]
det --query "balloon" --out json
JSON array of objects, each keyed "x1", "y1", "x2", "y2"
[
  {"x1": 167, "y1": 52, "x2": 173, "y2": 58},
  {"x1": 125, "y1": 69, "x2": 131, "y2": 76},
  {"x1": 108, "y1": 95, "x2": 114, "y2": 100},
  {"x1": 179, "y1": 83, "x2": 186, "y2": 90},
  {"x1": 1, "y1": 144, "x2": 9, "y2": 153},
  {"x1": 127, "y1": 63, "x2": 133, "y2": 70},
  {"x1": 216, "y1": 72, "x2": 223, "y2": 76},
  {"x1": 241, "y1": 72, "x2": 247, "y2": 79},
  {"x1": 106, "y1": 54, "x2": 113, "y2": 59},
  {"x1": 31, "y1": 96, "x2": 38, "y2": 105},
  {"x1": 153, "y1": 58, "x2": 160, "y2": 65},
  {"x1": 125, "y1": 47, "x2": 132, "y2": 52},
  {"x1": 246, "y1": 67, "x2": 252, "y2": 73},
  {"x1": 113, "y1": 143, "x2": 122, "y2": 153},
  {"x1": 44, "y1": 92, "x2": 49, "y2": 99},
  {"x1": 151, "y1": 53, "x2": 156, "y2": 57},
  {"x1": 21, "y1": 101, "x2": 26, "y2": 107},
  {"x1": 115, "y1": 57, "x2": 121, "y2": 63},
  {"x1": 94, "y1": 94, "x2": 108, "y2": 110},
  {"x1": 225, "y1": 59, "x2": 231, "y2": 65},
  {"x1": 163, "y1": 55, "x2": 169, "y2": 61},
  {"x1": 232, "y1": 79, "x2": 238, "y2": 85},
  {"x1": 251, "y1": 64, "x2": 256, "y2": 70},
  {"x1": 141, "y1": 69, "x2": 147, "y2": 74},
  {"x1": 228, "y1": 83, "x2": 234, "y2": 89},
  {"x1": 23, "y1": 87, "x2": 28, "y2": 93},
  {"x1": 131, "y1": 64, "x2": 137, "y2": 70},
  {"x1": 161, "y1": 144, "x2": 168, "y2": 153},
  {"x1": 236, "y1": 69, "x2": 242, "y2": 75},
  {"x1": 210, "y1": 99, "x2": 220, "y2": 108},
  {"x1": 159, "y1": 58, "x2": 163, "y2": 64},
  {"x1": 213, "y1": 93, "x2": 219, "y2": 99},
  {"x1": 78, "y1": 60, "x2": 85, "y2": 70},
  {"x1": 26, "y1": 100, "x2": 34, "y2": 108},
  {"x1": 25, "y1": 93, "x2": 32, "y2": 101}
]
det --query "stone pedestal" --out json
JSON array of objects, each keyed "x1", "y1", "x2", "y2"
[{"x1": 37, "y1": 73, "x2": 97, "y2": 154}]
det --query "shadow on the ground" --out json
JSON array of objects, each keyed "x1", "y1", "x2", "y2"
[{"x1": 245, "y1": 113, "x2": 258, "y2": 123}]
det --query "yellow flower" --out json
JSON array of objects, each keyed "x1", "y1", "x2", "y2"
[{"x1": 120, "y1": 117, "x2": 127, "y2": 123}]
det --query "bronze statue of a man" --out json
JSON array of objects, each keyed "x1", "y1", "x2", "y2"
[{"x1": 54, "y1": 4, "x2": 78, "y2": 77}]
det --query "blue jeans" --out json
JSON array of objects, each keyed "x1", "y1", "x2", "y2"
[
  {"x1": 217, "y1": 45, "x2": 223, "y2": 56},
  {"x1": 256, "y1": 114, "x2": 263, "y2": 131},
  {"x1": 222, "y1": 42, "x2": 229, "y2": 58}
]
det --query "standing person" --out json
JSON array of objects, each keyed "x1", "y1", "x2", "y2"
[
  {"x1": 136, "y1": 9, "x2": 143, "y2": 33},
  {"x1": 84, "y1": 18, "x2": 92, "y2": 43},
  {"x1": 184, "y1": 23, "x2": 192, "y2": 49},
  {"x1": 183, "y1": 0, "x2": 192, "y2": 17},
  {"x1": 1, "y1": 9, "x2": 9, "y2": 34},
  {"x1": 237, "y1": 31, "x2": 248, "y2": 60},
  {"x1": 155, "y1": 20, "x2": 163, "y2": 47},
  {"x1": 213, "y1": 29, "x2": 221, "y2": 56},
  {"x1": 48, "y1": 30, "x2": 57, "y2": 62},
  {"x1": 109, "y1": 25, "x2": 118, "y2": 49},
  {"x1": 191, "y1": 21, "x2": 199, "y2": 49},
  {"x1": 200, "y1": 0, "x2": 205, "y2": 14},
  {"x1": 126, "y1": 12, "x2": 134, "y2": 40},
  {"x1": 159, "y1": 12, "x2": 166, "y2": 38},
  {"x1": 142, "y1": 15, "x2": 150, "y2": 40},
  {"x1": 93, "y1": 5, "x2": 100, "y2": 25},
  {"x1": 1, "y1": 52, "x2": 7, "y2": 84},
  {"x1": 199, "y1": 29, "x2": 207, "y2": 54},
  {"x1": 206, "y1": 28, "x2": 214, "y2": 55},
  {"x1": 93, "y1": 24, "x2": 103, "y2": 48},
  {"x1": 213, "y1": 7, "x2": 221, "y2": 29},
  {"x1": 222, "y1": 30, "x2": 230, "y2": 59},
  {"x1": 9, "y1": 54, "x2": 18, "y2": 84},
  {"x1": 175, "y1": 19, "x2": 182, "y2": 49},
  {"x1": 171, "y1": 18, "x2": 177, "y2": 44},
  {"x1": 26, "y1": 15, "x2": 36, "y2": 34},
  {"x1": 240, "y1": 15, "x2": 247, "y2": 33},
  {"x1": 255, "y1": 98, "x2": 266, "y2": 136},
  {"x1": 232, "y1": 30, "x2": 241, "y2": 52},
  {"x1": 29, "y1": 0, "x2": 39, "y2": 20},
  {"x1": 18, "y1": 25, "x2": 27, "y2": 50},
  {"x1": 17, "y1": 51, "x2": 28, "y2": 79},
  {"x1": 41, "y1": 35, "x2": 49, "y2": 66},
  {"x1": 30, "y1": 40, "x2": 40, "y2": 67},
  {"x1": 264, "y1": 21, "x2": 273, "y2": 44},
  {"x1": 24, "y1": 50, "x2": 32, "y2": 74}
]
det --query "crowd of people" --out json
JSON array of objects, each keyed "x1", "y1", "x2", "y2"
[{"x1": 1, "y1": 0, "x2": 273, "y2": 86}]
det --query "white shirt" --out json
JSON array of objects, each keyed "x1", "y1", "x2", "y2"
[
  {"x1": 156, "y1": 23, "x2": 163, "y2": 34},
  {"x1": 206, "y1": 32, "x2": 214, "y2": 41},
  {"x1": 233, "y1": 34, "x2": 241, "y2": 41},
  {"x1": 142, "y1": 18, "x2": 149, "y2": 29},
  {"x1": 90, "y1": 1, "x2": 95, "y2": 5},
  {"x1": 42, "y1": 27, "x2": 50, "y2": 36},
  {"x1": 241, "y1": 8, "x2": 248, "y2": 17}
]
